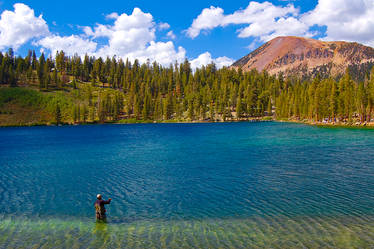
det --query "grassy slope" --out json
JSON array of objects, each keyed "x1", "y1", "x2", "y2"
[{"x1": 0, "y1": 87, "x2": 74, "y2": 126}]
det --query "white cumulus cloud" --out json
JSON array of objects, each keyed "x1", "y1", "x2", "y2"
[
  {"x1": 35, "y1": 35, "x2": 97, "y2": 57},
  {"x1": 106, "y1": 12, "x2": 119, "y2": 20},
  {"x1": 87, "y1": 8, "x2": 155, "y2": 52},
  {"x1": 190, "y1": 52, "x2": 234, "y2": 70},
  {"x1": 158, "y1": 22, "x2": 170, "y2": 30},
  {"x1": 126, "y1": 41, "x2": 186, "y2": 66},
  {"x1": 302, "y1": 0, "x2": 374, "y2": 46},
  {"x1": 82, "y1": 8, "x2": 186, "y2": 65},
  {"x1": 0, "y1": 3, "x2": 49, "y2": 50},
  {"x1": 187, "y1": 6, "x2": 224, "y2": 38},
  {"x1": 186, "y1": 2, "x2": 305, "y2": 41}
]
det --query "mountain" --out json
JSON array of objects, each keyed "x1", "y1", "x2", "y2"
[{"x1": 232, "y1": 36, "x2": 374, "y2": 80}]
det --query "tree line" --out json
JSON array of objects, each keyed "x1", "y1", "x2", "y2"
[{"x1": 1, "y1": 48, "x2": 374, "y2": 124}]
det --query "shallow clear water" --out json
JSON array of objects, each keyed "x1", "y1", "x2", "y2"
[{"x1": 1, "y1": 122, "x2": 374, "y2": 248}]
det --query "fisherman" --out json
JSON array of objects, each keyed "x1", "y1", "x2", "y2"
[{"x1": 94, "y1": 194, "x2": 112, "y2": 221}]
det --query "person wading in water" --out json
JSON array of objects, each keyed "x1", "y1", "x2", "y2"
[{"x1": 94, "y1": 194, "x2": 112, "y2": 221}]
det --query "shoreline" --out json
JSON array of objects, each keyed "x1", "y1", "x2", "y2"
[
  {"x1": 279, "y1": 119, "x2": 374, "y2": 129},
  {"x1": 2, "y1": 117, "x2": 374, "y2": 129},
  {"x1": 0, "y1": 118, "x2": 272, "y2": 128}
]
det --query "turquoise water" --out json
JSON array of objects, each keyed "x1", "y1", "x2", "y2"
[{"x1": 1, "y1": 122, "x2": 374, "y2": 248}]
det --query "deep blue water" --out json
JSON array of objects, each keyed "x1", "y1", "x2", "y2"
[{"x1": 1, "y1": 122, "x2": 374, "y2": 248}]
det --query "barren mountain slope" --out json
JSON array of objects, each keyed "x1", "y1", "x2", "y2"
[{"x1": 232, "y1": 36, "x2": 374, "y2": 77}]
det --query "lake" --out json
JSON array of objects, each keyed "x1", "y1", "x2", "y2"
[{"x1": 1, "y1": 122, "x2": 374, "y2": 248}]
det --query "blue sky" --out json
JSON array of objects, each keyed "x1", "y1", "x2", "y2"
[{"x1": 0, "y1": 0, "x2": 373, "y2": 68}]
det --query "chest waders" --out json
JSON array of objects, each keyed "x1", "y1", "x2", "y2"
[{"x1": 95, "y1": 203, "x2": 106, "y2": 220}]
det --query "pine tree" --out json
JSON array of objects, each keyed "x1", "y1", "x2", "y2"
[
  {"x1": 356, "y1": 82, "x2": 367, "y2": 122},
  {"x1": 83, "y1": 105, "x2": 88, "y2": 123},
  {"x1": 55, "y1": 104, "x2": 62, "y2": 124},
  {"x1": 9, "y1": 67, "x2": 17, "y2": 87},
  {"x1": 73, "y1": 105, "x2": 78, "y2": 123},
  {"x1": 89, "y1": 107, "x2": 96, "y2": 122},
  {"x1": 37, "y1": 53, "x2": 45, "y2": 90},
  {"x1": 236, "y1": 96, "x2": 242, "y2": 120},
  {"x1": 77, "y1": 104, "x2": 81, "y2": 123}
]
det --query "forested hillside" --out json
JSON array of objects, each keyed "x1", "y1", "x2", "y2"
[{"x1": 1, "y1": 48, "x2": 374, "y2": 126}]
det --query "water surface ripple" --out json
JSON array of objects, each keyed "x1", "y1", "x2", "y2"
[{"x1": 1, "y1": 122, "x2": 374, "y2": 248}]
